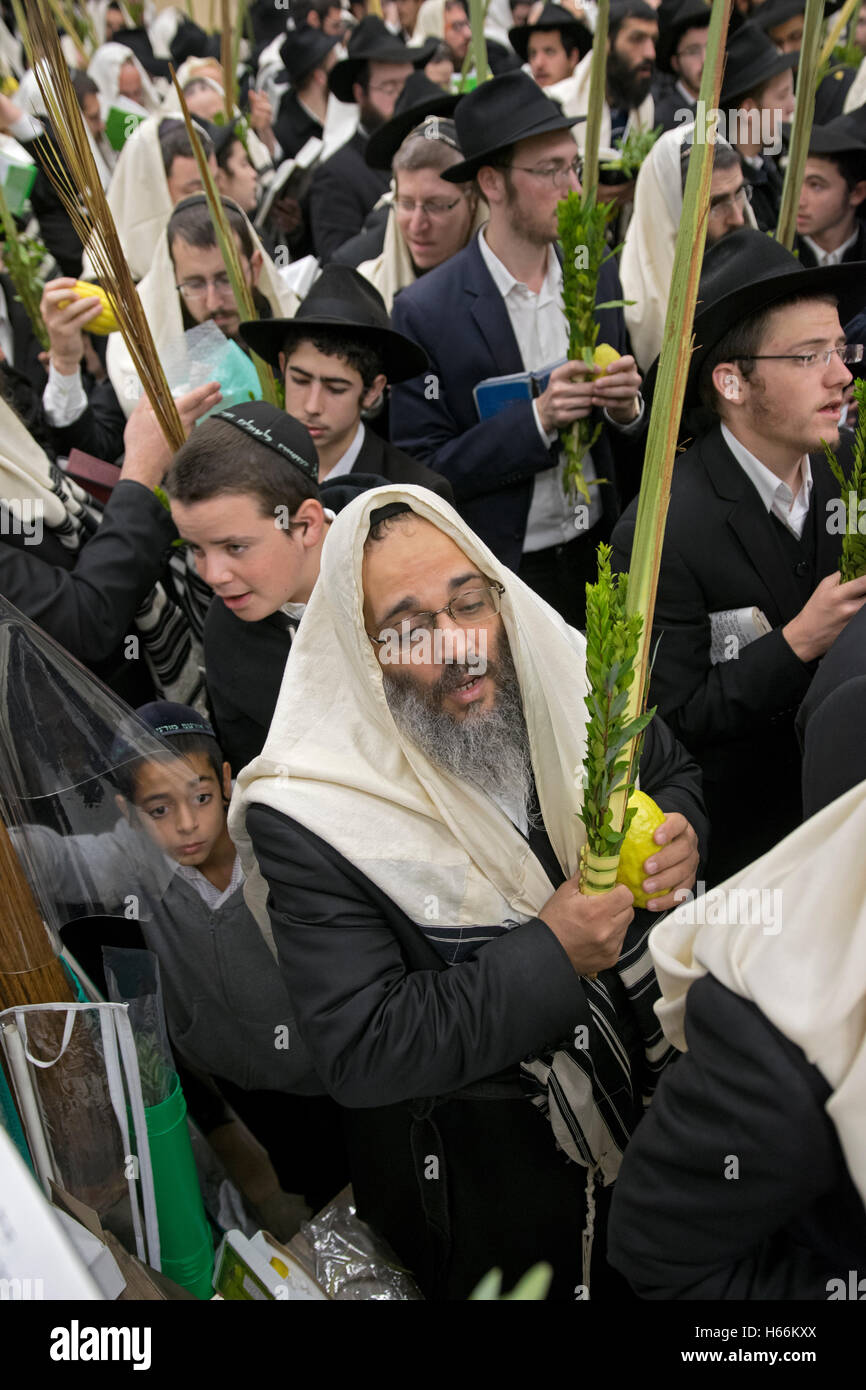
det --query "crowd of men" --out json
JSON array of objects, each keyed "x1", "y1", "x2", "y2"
[{"x1": 1, "y1": 0, "x2": 866, "y2": 1303}]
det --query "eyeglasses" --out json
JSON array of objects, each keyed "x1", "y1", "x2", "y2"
[
  {"x1": 736, "y1": 344, "x2": 864, "y2": 369},
  {"x1": 368, "y1": 581, "x2": 505, "y2": 644},
  {"x1": 395, "y1": 193, "x2": 465, "y2": 219},
  {"x1": 368, "y1": 79, "x2": 406, "y2": 97},
  {"x1": 709, "y1": 183, "x2": 753, "y2": 214},
  {"x1": 176, "y1": 272, "x2": 236, "y2": 301},
  {"x1": 676, "y1": 43, "x2": 707, "y2": 59},
  {"x1": 498, "y1": 155, "x2": 583, "y2": 187}
]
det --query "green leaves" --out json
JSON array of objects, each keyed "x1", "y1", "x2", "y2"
[
  {"x1": 578, "y1": 544, "x2": 655, "y2": 866},
  {"x1": 0, "y1": 180, "x2": 49, "y2": 351},
  {"x1": 601, "y1": 125, "x2": 662, "y2": 182},
  {"x1": 557, "y1": 190, "x2": 617, "y2": 505},
  {"x1": 824, "y1": 378, "x2": 866, "y2": 583}
]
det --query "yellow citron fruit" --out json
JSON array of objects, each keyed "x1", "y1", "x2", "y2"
[
  {"x1": 56, "y1": 282, "x2": 119, "y2": 335},
  {"x1": 593, "y1": 343, "x2": 621, "y2": 371},
  {"x1": 615, "y1": 788, "x2": 668, "y2": 909}
]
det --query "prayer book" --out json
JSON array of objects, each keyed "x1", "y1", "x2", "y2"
[
  {"x1": 473, "y1": 359, "x2": 567, "y2": 422},
  {"x1": 709, "y1": 606, "x2": 772, "y2": 665}
]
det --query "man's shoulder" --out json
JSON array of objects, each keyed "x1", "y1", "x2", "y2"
[
  {"x1": 359, "y1": 432, "x2": 451, "y2": 493},
  {"x1": 393, "y1": 240, "x2": 478, "y2": 316},
  {"x1": 613, "y1": 431, "x2": 717, "y2": 549}
]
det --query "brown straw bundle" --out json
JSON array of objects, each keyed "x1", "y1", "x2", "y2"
[{"x1": 18, "y1": 0, "x2": 185, "y2": 451}]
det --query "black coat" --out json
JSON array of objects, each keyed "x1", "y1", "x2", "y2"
[
  {"x1": 45, "y1": 374, "x2": 127, "y2": 466},
  {"x1": 797, "y1": 602, "x2": 866, "y2": 820},
  {"x1": 611, "y1": 424, "x2": 846, "y2": 884},
  {"x1": 205, "y1": 449, "x2": 454, "y2": 772},
  {"x1": 739, "y1": 151, "x2": 785, "y2": 233},
  {"x1": 795, "y1": 217, "x2": 866, "y2": 327},
  {"x1": 608, "y1": 974, "x2": 866, "y2": 1298},
  {"x1": 389, "y1": 235, "x2": 640, "y2": 569},
  {"x1": 309, "y1": 129, "x2": 391, "y2": 262},
  {"x1": 273, "y1": 89, "x2": 323, "y2": 161},
  {"x1": 0, "y1": 478, "x2": 176, "y2": 703},
  {"x1": 653, "y1": 85, "x2": 695, "y2": 134},
  {"x1": 244, "y1": 713, "x2": 707, "y2": 1299}
]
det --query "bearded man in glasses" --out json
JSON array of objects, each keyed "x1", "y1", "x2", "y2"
[
  {"x1": 613, "y1": 228, "x2": 866, "y2": 886},
  {"x1": 390, "y1": 72, "x2": 646, "y2": 629},
  {"x1": 232, "y1": 484, "x2": 706, "y2": 1301}
]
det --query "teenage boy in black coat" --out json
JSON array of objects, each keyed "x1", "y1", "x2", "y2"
[{"x1": 612, "y1": 228, "x2": 866, "y2": 884}]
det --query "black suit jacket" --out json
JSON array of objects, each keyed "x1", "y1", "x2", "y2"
[
  {"x1": 797, "y1": 602, "x2": 866, "y2": 819},
  {"x1": 352, "y1": 427, "x2": 454, "y2": 500},
  {"x1": 795, "y1": 218, "x2": 866, "y2": 327},
  {"x1": 611, "y1": 424, "x2": 845, "y2": 882},
  {"x1": 608, "y1": 974, "x2": 866, "y2": 1299},
  {"x1": 274, "y1": 89, "x2": 323, "y2": 161},
  {"x1": 739, "y1": 151, "x2": 785, "y2": 234},
  {"x1": 390, "y1": 235, "x2": 637, "y2": 569},
  {"x1": 309, "y1": 129, "x2": 391, "y2": 262}
]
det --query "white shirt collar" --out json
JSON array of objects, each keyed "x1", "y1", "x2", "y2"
[
  {"x1": 321, "y1": 420, "x2": 365, "y2": 480},
  {"x1": 721, "y1": 422, "x2": 813, "y2": 517},
  {"x1": 801, "y1": 226, "x2": 860, "y2": 267},
  {"x1": 477, "y1": 224, "x2": 560, "y2": 303}
]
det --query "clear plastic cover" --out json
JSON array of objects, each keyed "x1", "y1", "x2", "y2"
[
  {"x1": 102, "y1": 948, "x2": 175, "y2": 1108},
  {"x1": 160, "y1": 321, "x2": 261, "y2": 418},
  {"x1": 300, "y1": 1189, "x2": 424, "y2": 1301},
  {"x1": 0, "y1": 596, "x2": 210, "y2": 945}
]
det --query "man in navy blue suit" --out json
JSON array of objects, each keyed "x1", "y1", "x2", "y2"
[{"x1": 389, "y1": 71, "x2": 645, "y2": 626}]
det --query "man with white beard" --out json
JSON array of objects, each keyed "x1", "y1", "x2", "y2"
[{"x1": 232, "y1": 485, "x2": 707, "y2": 1301}]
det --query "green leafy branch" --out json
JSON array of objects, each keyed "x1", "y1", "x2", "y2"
[
  {"x1": 0, "y1": 180, "x2": 49, "y2": 350},
  {"x1": 579, "y1": 545, "x2": 655, "y2": 873},
  {"x1": 823, "y1": 377, "x2": 866, "y2": 583},
  {"x1": 469, "y1": 1262, "x2": 552, "y2": 1300},
  {"x1": 557, "y1": 190, "x2": 622, "y2": 506},
  {"x1": 601, "y1": 125, "x2": 661, "y2": 182}
]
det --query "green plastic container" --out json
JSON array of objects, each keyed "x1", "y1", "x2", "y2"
[{"x1": 142, "y1": 1075, "x2": 214, "y2": 1299}]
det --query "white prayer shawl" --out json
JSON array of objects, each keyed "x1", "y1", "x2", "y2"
[
  {"x1": 650, "y1": 775, "x2": 866, "y2": 1210},
  {"x1": 105, "y1": 211, "x2": 300, "y2": 418},
  {"x1": 410, "y1": 0, "x2": 446, "y2": 44},
  {"x1": 230, "y1": 484, "x2": 591, "y2": 954},
  {"x1": 357, "y1": 187, "x2": 487, "y2": 311},
  {"x1": 561, "y1": 49, "x2": 654, "y2": 155},
  {"x1": 844, "y1": 56, "x2": 866, "y2": 114},
  {"x1": 102, "y1": 116, "x2": 174, "y2": 282},
  {"x1": 621, "y1": 122, "x2": 758, "y2": 372},
  {"x1": 87, "y1": 42, "x2": 162, "y2": 115}
]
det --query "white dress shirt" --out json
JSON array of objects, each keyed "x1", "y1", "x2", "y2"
[
  {"x1": 721, "y1": 423, "x2": 813, "y2": 540},
  {"x1": 174, "y1": 850, "x2": 244, "y2": 910},
  {"x1": 0, "y1": 283, "x2": 14, "y2": 366},
  {"x1": 43, "y1": 363, "x2": 89, "y2": 428},
  {"x1": 477, "y1": 225, "x2": 603, "y2": 551},
  {"x1": 320, "y1": 420, "x2": 365, "y2": 479},
  {"x1": 801, "y1": 226, "x2": 860, "y2": 267}
]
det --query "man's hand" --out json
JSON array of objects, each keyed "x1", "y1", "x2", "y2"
[
  {"x1": 637, "y1": 812, "x2": 700, "y2": 914},
  {"x1": 538, "y1": 880, "x2": 634, "y2": 976},
  {"x1": 536, "y1": 359, "x2": 598, "y2": 433},
  {"x1": 0, "y1": 92, "x2": 23, "y2": 131},
  {"x1": 597, "y1": 178, "x2": 636, "y2": 211},
  {"x1": 590, "y1": 353, "x2": 642, "y2": 423},
  {"x1": 120, "y1": 381, "x2": 223, "y2": 490},
  {"x1": 247, "y1": 88, "x2": 273, "y2": 132},
  {"x1": 41, "y1": 279, "x2": 104, "y2": 375},
  {"x1": 783, "y1": 570, "x2": 866, "y2": 663}
]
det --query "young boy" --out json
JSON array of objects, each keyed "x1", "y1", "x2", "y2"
[{"x1": 18, "y1": 700, "x2": 347, "y2": 1212}]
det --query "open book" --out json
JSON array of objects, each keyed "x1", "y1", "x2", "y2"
[{"x1": 473, "y1": 359, "x2": 567, "y2": 422}]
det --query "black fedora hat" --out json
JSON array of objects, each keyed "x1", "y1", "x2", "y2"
[
  {"x1": 113, "y1": 27, "x2": 172, "y2": 80},
  {"x1": 280, "y1": 25, "x2": 341, "y2": 89},
  {"x1": 169, "y1": 18, "x2": 222, "y2": 67},
  {"x1": 239, "y1": 265, "x2": 430, "y2": 383},
  {"x1": 719, "y1": 23, "x2": 797, "y2": 106},
  {"x1": 656, "y1": 0, "x2": 710, "y2": 75},
  {"x1": 751, "y1": 0, "x2": 845, "y2": 35},
  {"x1": 680, "y1": 228, "x2": 866, "y2": 410},
  {"x1": 809, "y1": 108, "x2": 866, "y2": 158},
  {"x1": 508, "y1": 4, "x2": 592, "y2": 64},
  {"x1": 328, "y1": 16, "x2": 427, "y2": 103},
  {"x1": 440, "y1": 70, "x2": 583, "y2": 183},
  {"x1": 364, "y1": 71, "x2": 461, "y2": 169}
]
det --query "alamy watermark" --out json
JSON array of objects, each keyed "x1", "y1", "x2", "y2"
[
  {"x1": 376, "y1": 622, "x2": 488, "y2": 673},
  {"x1": 675, "y1": 100, "x2": 784, "y2": 156},
  {"x1": 673, "y1": 880, "x2": 783, "y2": 936},
  {"x1": 0, "y1": 498, "x2": 43, "y2": 545}
]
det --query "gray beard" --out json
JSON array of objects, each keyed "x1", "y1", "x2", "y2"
[{"x1": 382, "y1": 642, "x2": 538, "y2": 826}]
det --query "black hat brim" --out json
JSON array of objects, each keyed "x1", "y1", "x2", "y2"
[
  {"x1": 279, "y1": 30, "x2": 340, "y2": 87},
  {"x1": 508, "y1": 18, "x2": 592, "y2": 63},
  {"x1": 364, "y1": 89, "x2": 461, "y2": 169},
  {"x1": 809, "y1": 124, "x2": 866, "y2": 158},
  {"x1": 662, "y1": 259, "x2": 866, "y2": 414},
  {"x1": 720, "y1": 46, "x2": 797, "y2": 106},
  {"x1": 329, "y1": 41, "x2": 431, "y2": 104},
  {"x1": 239, "y1": 315, "x2": 431, "y2": 384},
  {"x1": 440, "y1": 108, "x2": 583, "y2": 182}
]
